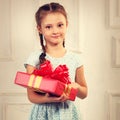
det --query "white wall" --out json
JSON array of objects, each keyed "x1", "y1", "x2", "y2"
[
  {"x1": 79, "y1": 0, "x2": 120, "y2": 120},
  {"x1": 0, "y1": 0, "x2": 120, "y2": 120}
]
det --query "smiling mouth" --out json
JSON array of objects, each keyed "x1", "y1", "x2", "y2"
[{"x1": 51, "y1": 35, "x2": 60, "y2": 38}]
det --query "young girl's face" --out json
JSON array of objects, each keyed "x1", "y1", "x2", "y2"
[{"x1": 38, "y1": 12, "x2": 68, "y2": 46}]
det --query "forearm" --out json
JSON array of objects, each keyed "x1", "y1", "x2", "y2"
[
  {"x1": 77, "y1": 84, "x2": 88, "y2": 99},
  {"x1": 74, "y1": 66, "x2": 88, "y2": 99},
  {"x1": 27, "y1": 87, "x2": 70, "y2": 104},
  {"x1": 27, "y1": 88, "x2": 49, "y2": 104}
]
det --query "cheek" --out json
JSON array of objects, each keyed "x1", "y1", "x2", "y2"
[
  {"x1": 42, "y1": 30, "x2": 49, "y2": 36},
  {"x1": 62, "y1": 29, "x2": 67, "y2": 35},
  {"x1": 43, "y1": 32, "x2": 51, "y2": 39}
]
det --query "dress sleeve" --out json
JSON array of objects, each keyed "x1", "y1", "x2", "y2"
[
  {"x1": 74, "y1": 53, "x2": 84, "y2": 68},
  {"x1": 24, "y1": 50, "x2": 41, "y2": 68}
]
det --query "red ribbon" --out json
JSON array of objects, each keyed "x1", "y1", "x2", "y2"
[
  {"x1": 32, "y1": 60, "x2": 71, "y2": 84},
  {"x1": 33, "y1": 60, "x2": 52, "y2": 77}
]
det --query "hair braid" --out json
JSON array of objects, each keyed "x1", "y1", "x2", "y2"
[{"x1": 39, "y1": 33, "x2": 46, "y2": 64}]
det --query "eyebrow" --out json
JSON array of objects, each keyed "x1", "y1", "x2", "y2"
[
  {"x1": 44, "y1": 24, "x2": 52, "y2": 26},
  {"x1": 45, "y1": 21, "x2": 64, "y2": 25}
]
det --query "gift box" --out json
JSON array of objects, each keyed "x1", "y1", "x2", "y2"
[
  {"x1": 64, "y1": 86, "x2": 78, "y2": 101},
  {"x1": 14, "y1": 70, "x2": 78, "y2": 101},
  {"x1": 14, "y1": 71, "x2": 66, "y2": 96}
]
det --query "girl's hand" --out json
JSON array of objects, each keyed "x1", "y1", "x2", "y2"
[
  {"x1": 45, "y1": 93, "x2": 69, "y2": 103},
  {"x1": 68, "y1": 82, "x2": 79, "y2": 89}
]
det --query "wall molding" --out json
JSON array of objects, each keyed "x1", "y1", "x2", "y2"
[
  {"x1": 0, "y1": 0, "x2": 14, "y2": 61},
  {"x1": 107, "y1": 91, "x2": 120, "y2": 120},
  {"x1": 106, "y1": 0, "x2": 120, "y2": 29},
  {"x1": 111, "y1": 35, "x2": 120, "y2": 68},
  {"x1": 0, "y1": 92, "x2": 32, "y2": 120},
  {"x1": 3, "y1": 103, "x2": 31, "y2": 120},
  {"x1": 0, "y1": 92, "x2": 27, "y2": 96}
]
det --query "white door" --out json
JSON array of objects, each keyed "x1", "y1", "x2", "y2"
[
  {"x1": 0, "y1": 0, "x2": 37, "y2": 119},
  {"x1": 0, "y1": 0, "x2": 120, "y2": 120}
]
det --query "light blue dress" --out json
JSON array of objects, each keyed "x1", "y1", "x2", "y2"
[{"x1": 24, "y1": 49, "x2": 83, "y2": 120}]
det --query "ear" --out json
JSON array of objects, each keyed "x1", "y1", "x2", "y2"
[
  {"x1": 37, "y1": 25, "x2": 42, "y2": 33},
  {"x1": 66, "y1": 21, "x2": 68, "y2": 27}
]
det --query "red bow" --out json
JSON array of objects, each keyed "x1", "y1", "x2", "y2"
[
  {"x1": 33, "y1": 60, "x2": 52, "y2": 77},
  {"x1": 32, "y1": 60, "x2": 71, "y2": 84},
  {"x1": 51, "y1": 65, "x2": 71, "y2": 84}
]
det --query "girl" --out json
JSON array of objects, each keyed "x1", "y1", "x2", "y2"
[{"x1": 25, "y1": 2, "x2": 88, "y2": 120}]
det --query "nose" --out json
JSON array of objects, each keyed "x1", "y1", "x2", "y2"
[{"x1": 52, "y1": 26, "x2": 59, "y2": 34}]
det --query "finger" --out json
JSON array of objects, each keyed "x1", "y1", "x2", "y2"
[
  {"x1": 58, "y1": 94, "x2": 69, "y2": 102},
  {"x1": 45, "y1": 93, "x2": 50, "y2": 97}
]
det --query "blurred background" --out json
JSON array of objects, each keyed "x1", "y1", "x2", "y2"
[{"x1": 0, "y1": 0, "x2": 120, "y2": 120}]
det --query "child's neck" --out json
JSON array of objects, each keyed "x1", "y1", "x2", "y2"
[{"x1": 45, "y1": 45, "x2": 66, "y2": 58}]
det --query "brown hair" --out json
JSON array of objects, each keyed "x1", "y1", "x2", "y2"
[{"x1": 35, "y1": 2, "x2": 68, "y2": 64}]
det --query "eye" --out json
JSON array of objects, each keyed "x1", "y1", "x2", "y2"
[
  {"x1": 58, "y1": 23, "x2": 64, "y2": 27},
  {"x1": 45, "y1": 25, "x2": 52, "y2": 29}
]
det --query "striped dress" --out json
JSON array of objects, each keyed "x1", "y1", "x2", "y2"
[{"x1": 24, "y1": 49, "x2": 83, "y2": 120}]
